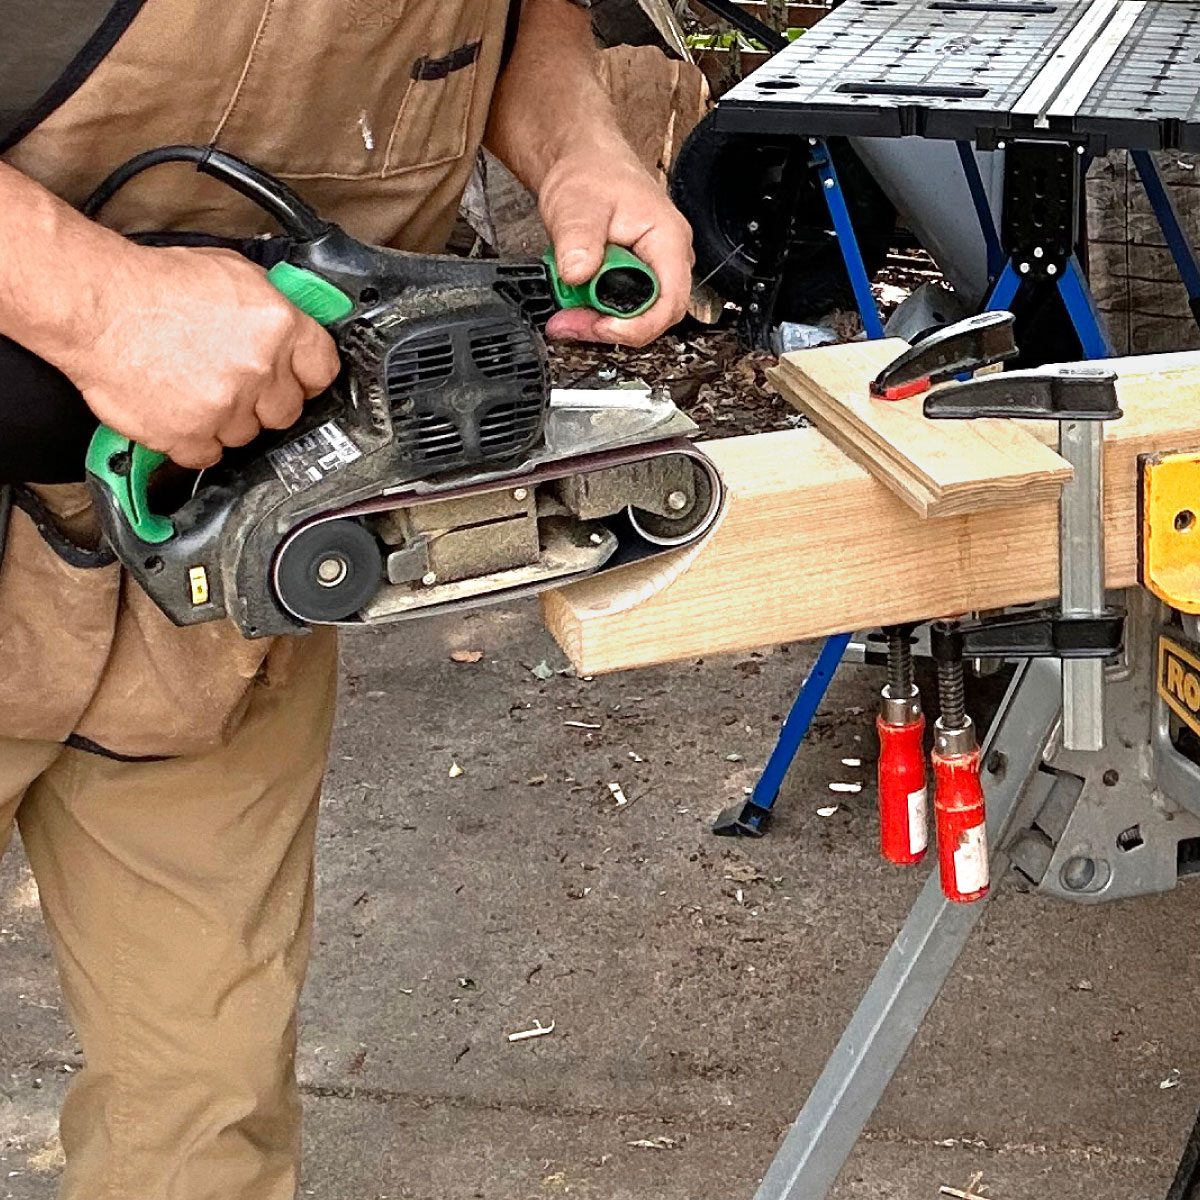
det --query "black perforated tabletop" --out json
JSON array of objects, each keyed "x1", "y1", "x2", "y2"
[{"x1": 715, "y1": 0, "x2": 1200, "y2": 151}]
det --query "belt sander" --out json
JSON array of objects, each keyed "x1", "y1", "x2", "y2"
[{"x1": 75, "y1": 146, "x2": 723, "y2": 638}]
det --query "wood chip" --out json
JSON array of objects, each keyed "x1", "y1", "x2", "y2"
[
  {"x1": 450, "y1": 649, "x2": 484, "y2": 664},
  {"x1": 507, "y1": 1019, "x2": 555, "y2": 1043}
]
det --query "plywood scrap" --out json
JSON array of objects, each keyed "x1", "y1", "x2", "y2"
[
  {"x1": 769, "y1": 340, "x2": 1072, "y2": 518},
  {"x1": 541, "y1": 346, "x2": 1200, "y2": 676}
]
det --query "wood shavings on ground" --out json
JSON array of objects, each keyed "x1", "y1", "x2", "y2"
[
  {"x1": 449, "y1": 649, "x2": 483, "y2": 664},
  {"x1": 549, "y1": 329, "x2": 792, "y2": 440},
  {"x1": 627, "y1": 1135, "x2": 683, "y2": 1151}
]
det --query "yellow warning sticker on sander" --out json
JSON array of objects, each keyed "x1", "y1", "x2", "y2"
[{"x1": 1158, "y1": 634, "x2": 1200, "y2": 737}]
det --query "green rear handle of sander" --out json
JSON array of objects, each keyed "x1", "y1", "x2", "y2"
[
  {"x1": 86, "y1": 245, "x2": 659, "y2": 548},
  {"x1": 542, "y1": 244, "x2": 660, "y2": 319}
]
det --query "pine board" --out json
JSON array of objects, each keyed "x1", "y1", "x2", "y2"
[
  {"x1": 768, "y1": 340, "x2": 1073, "y2": 518},
  {"x1": 542, "y1": 346, "x2": 1200, "y2": 676}
]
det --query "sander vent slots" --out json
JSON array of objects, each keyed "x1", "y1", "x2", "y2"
[{"x1": 382, "y1": 311, "x2": 548, "y2": 470}]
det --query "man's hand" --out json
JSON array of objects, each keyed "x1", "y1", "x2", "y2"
[
  {"x1": 540, "y1": 147, "x2": 694, "y2": 348},
  {"x1": 485, "y1": 0, "x2": 695, "y2": 349},
  {"x1": 59, "y1": 245, "x2": 339, "y2": 470}
]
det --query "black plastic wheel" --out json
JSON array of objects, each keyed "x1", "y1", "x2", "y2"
[
  {"x1": 274, "y1": 519, "x2": 382, "y2": 623},
  {"x1": 670, "y1": 113, "x2": 896, "y2": 321}
]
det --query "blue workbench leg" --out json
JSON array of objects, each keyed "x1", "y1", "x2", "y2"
[
  {"x1": 716, "y1": 142, "x2": 888, "y2": 838},
  {"x1": 956, "y1": 140, "x2": 1005, "y2": 282},
  {"x1": 810, "y1": 139, "x2": 887, "y2": 340},
  {"x1": 713, "y1": 633, "x2": 853, "y2": 836},
  {"x1": 1058, "y1": 256, "x2": 1113, "y2": 359},
  {"x1": 1131, "y1": 149, "x2": 1200, "y2": 332},
  {"x1": 985, "y1": 261, "x2": 1023, "y2": 313}
]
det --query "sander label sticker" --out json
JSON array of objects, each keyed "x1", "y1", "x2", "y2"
[
  {"x1": 1158, "y1": 635, "x2": 1200, "y2": 738},
  {"x1": 269, "y1": 421, "x2": 362, "y2": 494}
]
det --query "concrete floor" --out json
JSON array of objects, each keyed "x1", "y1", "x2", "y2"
[{"x1": 2, "y1": 604, "x2": 1198, "y2": 1199}]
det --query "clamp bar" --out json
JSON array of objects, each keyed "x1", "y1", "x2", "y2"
[
  {"x1": 1059, "y1": 419, "x2": 1107, "y2": 750},
  {"x1": 753, "y1": 658, "x2": 1064, "y2": 1200},
  {"x1": 926, "y1": 366, "x2": 1118, "y2": 751}
]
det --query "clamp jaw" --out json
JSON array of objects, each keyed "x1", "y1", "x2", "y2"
[
  {"x1": 870, "y1": 311, "x2": 1019, "y2": 400},
  {"x1": 925, "y1": 364, "x2": 1124, "y2": 752}
]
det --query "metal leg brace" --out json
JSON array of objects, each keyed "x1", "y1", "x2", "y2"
[
  {"x1": 810, "y1": 139, "x2": 886, "y2": 341},
  {"x1": 753, "y1": 658, "x2": 1064, "y2": 1200},
  {"x1": 986, "y1": 257, "x2": 1112, "y2": 360}
]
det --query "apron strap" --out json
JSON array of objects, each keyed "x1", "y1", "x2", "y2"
[
  {"x1": 502, "y1": 0, "x2": 523, "y2": 69},
  {"x1": 1, "y1": 0, "x2": 150, "y2": 153}
]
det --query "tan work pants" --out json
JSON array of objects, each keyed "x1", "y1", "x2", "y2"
[{"x1": 0, "y1": 628, "x2": 338, "y2": 1200}]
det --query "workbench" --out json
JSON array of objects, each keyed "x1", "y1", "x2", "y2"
[
  {"x1": 714, "y1": 0, "x2": 1200, "y2": 357},
  {"x1": 545, "y1": 5, "x2": 1200, "y2": 1197}
]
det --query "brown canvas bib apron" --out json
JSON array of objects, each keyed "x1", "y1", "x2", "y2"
[{"x1": 0, "y1": 0, "x2": 513, "y2": 758}]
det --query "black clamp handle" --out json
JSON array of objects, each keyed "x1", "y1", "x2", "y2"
[
  {"x1": 931, "y1": 610, "x2": 1125, "y2": 663},
  {"x1": 923, "y1": 363, "x2": 1123, "y2": 422},
  {"x1": 871, "y1": 311, "x2": 1018, "y2": 400}
]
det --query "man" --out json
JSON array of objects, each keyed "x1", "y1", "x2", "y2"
[{"x1": 0, "y1": 2, "x2": 694, "y2": 1196}]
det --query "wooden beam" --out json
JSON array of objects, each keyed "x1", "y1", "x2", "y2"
[
  {"x1": 542, "y1": 346, "x2": 1200, "y2": 676},
  {"x1": 770, "y1": 340, "x2": 1072, "y2": 517}
]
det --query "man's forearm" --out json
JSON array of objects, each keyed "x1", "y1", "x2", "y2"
[
  {"x1": 485, "y1": 0, "x2": 628, "y2": 192},
  {"x1": 0, "y1": 163, "x2": 132, "y2": 369}
]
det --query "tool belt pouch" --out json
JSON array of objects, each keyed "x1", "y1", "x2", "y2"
[
  {"x1": 0, "y1": 481, "x2": 312, "y2": 754},
  {"x1": 0, "y1": 484, "x2": 122, "y2": 742}
]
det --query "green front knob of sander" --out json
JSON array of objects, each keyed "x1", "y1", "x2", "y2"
[{"x1": 544, "y1": 245, "x2": 660, "y2": 319}]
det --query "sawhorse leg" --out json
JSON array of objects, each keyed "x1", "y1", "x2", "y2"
[
  {"x1": 715, "y1": 143, "x2": 886, "y2": 836},
  {"x1": 713, "y1": 634, "x2": 852, "y2": 836},
  {"x1": 956, "y1": 140, "x2": 1005, "y2": 282},
  {"x1": 1130, "y1": 149, "x2": 1200, "y2": 334},
  {"x1": 809, "y1": 139, "x2": 886, "y2": 340},
  {"x1": 752, "y1": 658, "x2": 1064, "y2": 1200}
]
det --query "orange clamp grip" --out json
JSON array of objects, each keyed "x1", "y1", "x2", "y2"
[
  {"x1": 876, "y1": 713, "x2": 928, "y2": 865},
  {"x1": 933, "y1": 746, "x2": 989, "y2": 903}
]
